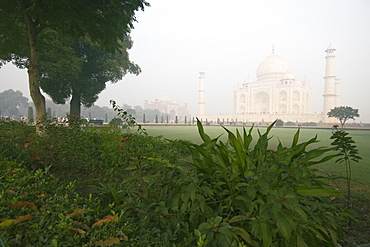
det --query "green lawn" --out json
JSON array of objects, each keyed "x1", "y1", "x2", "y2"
[{"x1": 144, "y1": 125, "x2": 370, "y2": 186}]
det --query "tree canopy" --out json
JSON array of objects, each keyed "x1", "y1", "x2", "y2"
[
  {"x1": 327, "y1": 106, "x2": 359, "y2": 128},
  {"x1": 0, "y1": 0, "x2": 149, "y2": 127},
  {"x1": 39, "y1": 33, "x2": 141, "y2": 119},
  {"x1": 0, "y1": 89, "x2": 29, "y2": 116}
]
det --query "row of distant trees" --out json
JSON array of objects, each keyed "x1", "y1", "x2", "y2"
[
  {"x1": 0, "y1": 89, "x2": 173, "y2": 123},
  {"x1": 0, "y1": 88, "x2": 360, "y2": 127},
  {"x1": 0, "y1": 89, "x2": 116, "y2": 120}
]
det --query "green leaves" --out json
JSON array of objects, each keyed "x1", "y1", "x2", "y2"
[
  {"x1": 197, "y1": 216, "x2": 252, "y2": 246},
  {"x1": 330, "y1": 127, "x2": 362, "y2": 206},
  {"x1": 327, "y1": 106, "x2": 359, "y2": 128},
  {"x1": 178, "y1": 120, "x2": 353, "y2": 246},
  {"x1": 0, "y1": 119, "x2": 356, "y2": 246},
  {"x1": 197, "y1": 118, "x2": 212, "y2": 143},
  {"x1": 295, "y1": 186, "x2": 341, "y2": 197}
]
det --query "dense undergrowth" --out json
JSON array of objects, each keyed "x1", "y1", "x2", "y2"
[{"x1": 0, "y1": 120, "x2": 356, "y2": 246}]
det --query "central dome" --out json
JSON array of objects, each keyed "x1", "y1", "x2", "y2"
[{"x1": 256, "y1": 53, "x2": 290, "y2": 81}]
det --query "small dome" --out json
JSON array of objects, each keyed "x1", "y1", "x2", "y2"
[{"x1": 257, "y1": 53, "x2": 290, "y2": 81}]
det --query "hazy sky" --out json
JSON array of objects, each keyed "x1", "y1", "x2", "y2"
[{"x1": 1, "y1": 0, "x2": 370, "y2": 122}]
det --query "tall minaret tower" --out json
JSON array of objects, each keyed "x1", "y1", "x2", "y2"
[
  {"x1": 335, "y1": 77, "x2": 341, "y2": 106},
  {"x1": 198, "y1": 71, "x2": 205, "y2": 116},
  {"x1": 323, "y1": 44, "x2": 339, "y2": 119}
]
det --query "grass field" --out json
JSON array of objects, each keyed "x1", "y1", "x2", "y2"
[{"x1": 144, "y1": 125, "x2": 370, "y2": 187}]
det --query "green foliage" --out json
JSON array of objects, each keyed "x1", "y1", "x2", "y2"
[
  {"x1": 0, "y1": 160, "x2": 131, "y2": 246},
  {"x1": 39, "y1": 33, "x2": 141, "y2": 119},
  {"x1": 0, "y1": 120, "x2": 191, "y2": 245},
  {"x1": 0, "y1": 119, "x2": 118, "y2": 172},
  {"x1": 0, "y1": 0, "x2": 150, "y2": 58},
  {"x1": 0, "y1": 119, "x2": 356, "y2": 246},
  {"x1": 109, "y1": 118, "x2": 123, "y2": 127},
  {"x1": 327, "y1": 106, "x2": 359, "y2": 128},
  {"x1": 285, "y1": 121, "x2": 296, "y2": 126},
  {"x1": 275, "y1": 119, "x2": 284, "y2": 126},
  {"x1": 110, "y1": 100, "x2": 146, "y2": 134},
  {"x1": 302, "y1": 122, "x2": 317, "y2": 126},
  {"x1": 330, "y1": 126, "x2": 362, "y2": 207},
  {"x1": 0, "y1": 89, "x2": 29, "y2": 116},
  {"x1": 173, "y1": 119, "x2": 353, "y2": 246},
  {"x1": 0, "y1": 121, "x2": 36, "y2": 162},
  {"x1": 0, "y1": 0, "x2": 149, "y2": 126}
]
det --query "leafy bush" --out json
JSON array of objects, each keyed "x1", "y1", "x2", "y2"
[
  {"x1": 173, "y1": 120, "x2": 354, "y2": 246},
  {"x1": 109, "y1": 117, "x2": 123, "y2": 126},
  {"x1": 0, "y1": 119, "x2": 355, "y2": 246},
  {"x1": 0, "y1": 123, "x2": 190, "y2": 246},
  {"x1": 0, "y1": 121, "x2": 36, "y2": 162},
  {"x1": 93, "y1": 120, "x2": 354, "y2": 246},
  {"x1": 276, "y1": 119, "x2": 284, "y2": 126},
  {"x1": 285, "y1": 121, "x2": 296, "y2": 126},
  {"x1": 0, "y1": 160, "x2": 132, "y2": 246},
  {"x1": 302, "y1": 122, "x2": 317, "y2": 126}
]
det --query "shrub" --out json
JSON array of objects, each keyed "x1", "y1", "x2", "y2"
[
  {"x1": 0, "y1": 119, "x2": 355, "y2": 246},
  {"x1": 302, "y1": 122, "x2": 317, "y2": 126},
  {"x1": 0, "y1": 121, "x2": 36, "y2": 163},
  {"x1": 285, "y1": 121, "x2": 296, "y2": 126},
  {"x1": 276, "y1": 119, "x2": 284, "y2": 126},
  {"x1": 109, "y1": 117, "x2": 123, "y2": 126},
  {"x1": 173, "y1": 120, "x2": 354, "y2": 246},
  {"x1": 0, "y1": 160, "x2": 130, "y2": 246}
]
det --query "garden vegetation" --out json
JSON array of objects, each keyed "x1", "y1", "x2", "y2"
[{"x1": 0, "y1": 115, "x2": 358, "y2": 246}]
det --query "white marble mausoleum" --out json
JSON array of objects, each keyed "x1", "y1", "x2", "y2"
[{"x1": 197, "y1": 45, "x2": 341, "y2": 124}]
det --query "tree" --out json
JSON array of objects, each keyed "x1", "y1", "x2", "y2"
[
  {"x1": 39, "y1": 34, "x2": 140, "y2": 119},
  {"x1": 327, "y1": 106, "x2": 359, "y2": 128},
  {"x1": 0, "y1": 89, "x2": 29, "y2": 116},
  {"x1": 0, "y1": 0, "x2": 149, "y2": 128}
]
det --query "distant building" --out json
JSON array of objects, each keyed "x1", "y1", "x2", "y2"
[
  {"x1": 144, "y1": 95, "x2": 190, "y2": 122},
  {"x1": 234, "y1": 52, "x2": 312, "y2": 116},
  {"x1": 197, "y1": 45, "x2": 341, "y2": 124}
]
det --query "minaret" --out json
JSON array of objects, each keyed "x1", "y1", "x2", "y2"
[
  {"x1": 323, "y1": 44, "x2": 337, "y2": 118},
  {"x1": 335, "y1": 77, "x2": 341, "y2": 106},
  {"x1": 198, "y1": 71, "x2": 205, "y2": 116}
]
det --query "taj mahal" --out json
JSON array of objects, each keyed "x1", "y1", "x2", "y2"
[{"x1": 197, "y1": 45, "x2": 341, "y2": 124}]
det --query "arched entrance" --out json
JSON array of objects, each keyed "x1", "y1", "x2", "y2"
[{"x1": 255, "y1": 91, "x2": 270, "y2": 114}]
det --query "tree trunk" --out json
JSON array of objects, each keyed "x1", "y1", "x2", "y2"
[
  {"x1": 70, "y1": 90, "x2": 81, "y2": 120},
  {"x1": 21, "y1": 1, "x2": 46, "y2": 131}
]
